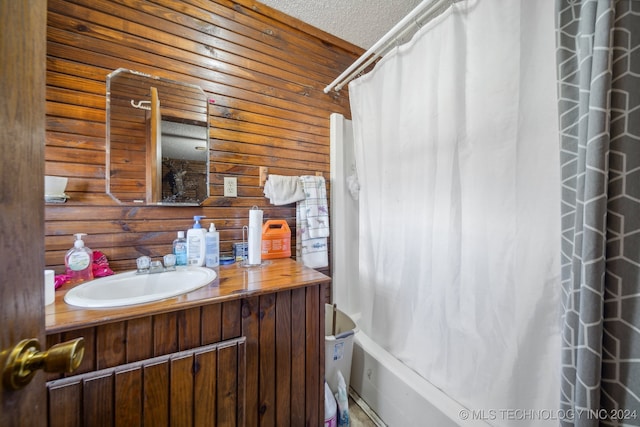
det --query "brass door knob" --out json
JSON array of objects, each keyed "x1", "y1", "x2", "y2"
[{"x1": 2, "y1": 337, "x2": 84, "y2": 390}]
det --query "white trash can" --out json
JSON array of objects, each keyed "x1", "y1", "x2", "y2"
[{"x1": 325, "y1": 304, "x2": 358, "y2": 394}]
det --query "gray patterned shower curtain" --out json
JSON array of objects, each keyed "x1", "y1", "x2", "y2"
[{"x1": 556, "y1": 1, "x2": 640, "y2": 426}]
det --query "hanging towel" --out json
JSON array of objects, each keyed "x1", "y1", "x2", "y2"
[
  {"x1": 298, "y1": 175, "x2": 330, "y2": 238},
  {"x1": 263, "y1": 174, "x2": 306, "y2": 205},
  {"x1": 296, "y1": 175, "x2": 329, "y2": 268},
  {"x1": 296, "y1": 206, "x2": 329, "y2": 268}
]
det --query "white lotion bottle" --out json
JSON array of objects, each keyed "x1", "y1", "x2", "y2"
[
  {"x1": 186, "y1": 215, "x2": 207, "y2": 266},
  {"x1": 205, "y1": 223, "x2": 220, "y2": 268}
]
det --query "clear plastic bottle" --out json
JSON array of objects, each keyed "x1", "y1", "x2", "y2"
[
  {"x1": 205, "y1": 223, "x2": 220, "y2": 268},
  {"x1": 173, "y1": 231, "x2": 187, "y2": 266},
  {"x1": 65, "y1": 233, "x2": 94, "y2": 285}
]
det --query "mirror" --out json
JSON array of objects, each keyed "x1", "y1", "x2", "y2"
[{"x1": 106, "y1": 68, "x2": 210, "y2": 205}]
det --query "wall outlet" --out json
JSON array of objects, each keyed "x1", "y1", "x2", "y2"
[{"x1": 224, "y1": 177, "x2": 237, "y2": 197}]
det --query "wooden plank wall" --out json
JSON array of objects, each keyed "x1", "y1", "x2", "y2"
[{"x1": 44, "y1": 0, "x2": 361, "y2": 287}]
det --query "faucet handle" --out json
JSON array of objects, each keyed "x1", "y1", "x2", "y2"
[
  {"x1": 136, "y1": 256, "x2": 151, "y2": 273},
  {"x1": 163, "y1": 254, "x2": 176, "y2": 271}
]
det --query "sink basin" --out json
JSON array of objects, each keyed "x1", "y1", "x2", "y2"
[{"x1": 64, "y1": 267, "x2": 217, "y2": 308}]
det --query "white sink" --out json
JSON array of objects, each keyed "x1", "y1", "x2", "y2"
[{"x1": 64, "y1": 267, "x2": 217, "y2": 308}]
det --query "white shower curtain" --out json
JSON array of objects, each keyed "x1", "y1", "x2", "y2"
[{"x1": 349, "y1": 0, "x2": 561, "y2": 423}]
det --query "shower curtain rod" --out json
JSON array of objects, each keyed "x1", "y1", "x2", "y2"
[{"x1": 323, "y1": 0, "x2": 456, "y2": 93}]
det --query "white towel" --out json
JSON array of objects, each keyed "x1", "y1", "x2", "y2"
[
  {"x1": 296, "y1": 234, "x2": 328, "y2": 269},
  {"x1": 263, "y1": 175, "x2": 305, "y2": 205},
  {"x1": 296, "y1": 175, "x2": 329, "y2": 268},
  {"x1": 298, "y1": 175, "x2": 330, "y2": 238}
]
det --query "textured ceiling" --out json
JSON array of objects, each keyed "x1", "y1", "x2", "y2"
[{"x1": 259, "y1": 0, "x2": 423, "y2": 49}]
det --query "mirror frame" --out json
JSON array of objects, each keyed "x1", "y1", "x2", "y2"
[{"x1": 106, "y1": 68, "x2": 210, "y2": 206}]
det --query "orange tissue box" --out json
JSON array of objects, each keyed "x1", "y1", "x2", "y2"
[{"x1": 261, "y1": 220, "x2": 291, "y2": 259}]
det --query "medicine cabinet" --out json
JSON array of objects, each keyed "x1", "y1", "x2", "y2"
[{"x1": 106, "y1": 68, "x2": 210, "y2": 205}]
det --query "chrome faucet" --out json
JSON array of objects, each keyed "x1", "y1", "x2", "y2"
[{"x1": 136, "y1": 254, "x2": 176, "y2": 274}]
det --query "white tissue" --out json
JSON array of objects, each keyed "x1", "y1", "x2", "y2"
[{"x1": 248, "y1": 208, "x2": 263, "y2": 265}]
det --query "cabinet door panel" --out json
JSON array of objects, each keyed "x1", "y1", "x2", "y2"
[
  {"x1": 178, "y1": 307, "x2": 201, "y2": 350},
  {"x1": 201, "y1": 303, "x2": 222, "y2": 345},
  {"x1": 170, "y1": 355, "x2": 194, "y2": 427},
  {"x1": 83, "y1": 374, "x2": 113, "y2": 426},
  {"x1": 259, "y1": 293, "x2": 276, "y2": 427},
  {"x1": 290, "y1": 288, "x2": 307, "y2": 425},
  {"x1": 305, "y1": 285, "x2": 321, "y2": 424},
  {"x1": 143, "y1": 361, "x2": 169, "y2": 426},
  {"x1": 275, "y1": 291, "x2": 292, "y2": 426},
  {"x1": 96, "y1": 322, "x2": 126, "y2": 369},
  {"x1": 217, "y1": 342, "x2": 240, "y2": 427},
  {"x1": 223, "y1": 299, "x2": 242, "y2": 340},
  {"x1": 47, "y1": 338, "x2": 246, "y2": 426},
  {"x1": 48, "y1": 379, "x2": 82, "y2": 427},
  {"x1": 194, "y1": 349, "x2": 217, "y2": 425},
  {"x1": 126, "y1": 317, "x2": 153, "y2": 363},
  {"x1": 153, "y1": 312, "x2": 178, "y2": 356},
  {"x1": 115, "y1": 368, "x2": 142, "y2": 427},
  {"x1": 241, "y1": 296, "x2": 260, "y2": 427}
]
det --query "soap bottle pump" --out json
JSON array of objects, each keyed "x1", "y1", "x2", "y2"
[
  {"x1": 186, "y1": 216, "x2": 207, "y2": 266},
  {"x1": 65, "y1": 233, "x2": 94, "y2": 285},
  {"x1": 205, "y1": 223, "x2": 220, "y2": 268}
]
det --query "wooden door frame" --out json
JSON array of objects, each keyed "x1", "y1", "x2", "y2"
[{"x1": 0, "y1": 0, "x2": 48, "y2": 425}]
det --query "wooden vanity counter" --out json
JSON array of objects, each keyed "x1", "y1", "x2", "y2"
[
  {"x1": 45, "y1": 258, "x2": 331, "y2": 427},
  {"x1": 46, "y1": 258, "x2": 330, "y2": 333}
]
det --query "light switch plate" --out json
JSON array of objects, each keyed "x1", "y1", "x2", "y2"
[{"x1": 224, "y1": 177, "x2": 237, "y2": 197}]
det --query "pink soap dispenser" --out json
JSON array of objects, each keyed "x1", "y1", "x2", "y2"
[{"x1": 65, "y1": 233, "x2": 94, "y2": 285}]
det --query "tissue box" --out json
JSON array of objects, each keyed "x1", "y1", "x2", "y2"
[{"x1": 261, "y1": 220, "x2": 291, "y2": 259}]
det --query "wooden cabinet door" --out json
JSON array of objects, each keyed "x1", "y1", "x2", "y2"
[{"x1": 47, "y1": 338, "x2": 246, "y2": 427}]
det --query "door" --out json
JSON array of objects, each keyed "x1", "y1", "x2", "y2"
[{"x1": 0, "y1": 0, "x2": 48, "y2": 425}]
